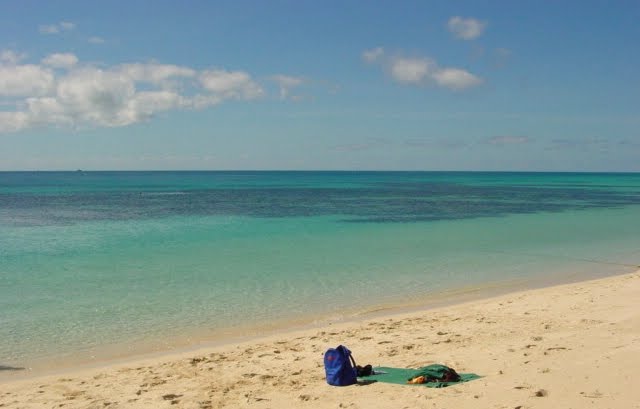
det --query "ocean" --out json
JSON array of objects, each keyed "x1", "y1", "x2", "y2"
[{"x1": 1, "y1": 171, "x2": 639, "y2": 374}]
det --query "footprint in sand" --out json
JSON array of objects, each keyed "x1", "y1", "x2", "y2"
[
  {"x1": 544, "y1": 346, "x2": 569, "y2": 355},
  {"x1": 63, "y1": 390, "x2": 86, "y2": 400},
  {"x1": 162, "y1": 393, "x2": 183, "y2": 401},
  {"x1": 190, "y1": 357, "x2": 207, "y2": 365},
  {"x1": 198, "y1": 400, "x2": 213, "y2": 409}
]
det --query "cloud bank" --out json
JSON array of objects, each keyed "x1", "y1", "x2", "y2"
[{"x1": 0, "y1": 51, "x2": 266, "y2": 133}]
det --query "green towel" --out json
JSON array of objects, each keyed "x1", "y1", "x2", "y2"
[{"x1": 364, "y1": 366, "x2": 481, "y2": 388}]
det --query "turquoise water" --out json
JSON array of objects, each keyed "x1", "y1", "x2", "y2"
[{"x1": 1, "y1": 172, "x2": 639, "y2": 372}]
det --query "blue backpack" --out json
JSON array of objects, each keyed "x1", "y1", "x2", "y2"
[{"x1": 324, "y1": 345, "x2": 357, "y2": 386}]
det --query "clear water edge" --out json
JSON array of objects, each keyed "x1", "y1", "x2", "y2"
[
  {"x1": 3, "y1": 261, "x2": 637, "y2": 382},
  {"x1": 1, "y1": 171, "x2": 639, "y2": 380}
]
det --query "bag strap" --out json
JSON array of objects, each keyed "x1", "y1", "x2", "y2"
[
  {"x1": 349, "y1": 352, "x2": 357, "y2": 369},
  {"x1": 338, "y1": 345, "x2": 357, "y2": 370}
]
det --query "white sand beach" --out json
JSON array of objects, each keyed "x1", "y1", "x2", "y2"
[{"x1": 2, "y1": 271, "x2": 639, "y2": 409}]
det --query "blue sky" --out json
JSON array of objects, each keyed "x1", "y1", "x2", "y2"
[{"x1": 1, "y1": 0, "x2": 638, "y2": 171}]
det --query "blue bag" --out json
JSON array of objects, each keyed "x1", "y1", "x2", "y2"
[{"x1": 324, "y1": 345, "x2": 357, "y2": 386}]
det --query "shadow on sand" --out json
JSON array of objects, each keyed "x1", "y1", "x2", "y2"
[{"x1": 0, "y1": 365, "x2": 25, "y2": 371}]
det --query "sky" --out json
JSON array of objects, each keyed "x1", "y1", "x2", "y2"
[{"x1": 0, "y1": 0, "x2": 638, "y2": 171}]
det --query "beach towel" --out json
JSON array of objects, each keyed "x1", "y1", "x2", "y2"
[{"x1": 365, "y1": 365, "x2": 481, "y2": 388}]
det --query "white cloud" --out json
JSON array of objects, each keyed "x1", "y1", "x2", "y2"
[
  {"x1": 199, "y1": 69, "x2": 263, "y2": 99},
  {"x1": 127, "y1": 91, "x2": 187, "y2": 121},
  {"x1": 39, "y1": 21, "x2": 76, "y2": 35},
  {"x1": 0, "y1": 111, "x2": 29, "y2": 133},
  {"x1": 42, "y1": 53, "x2": 79, "y2": 69},
  {"x1": 432, "y1": 67, "x2": 482, "y2": 90},
  {"x1": 54, "y1": 67, "x2": 137, "y2": 126},
  {"x1": 447, "y1": 16, "x2": 486, "y2": 40},
  {"x1": 119, "y1": 63, "x2": 196, "y2": 87},
  {"x1": 189, "y1": 94, "x2": 224, "y2": 109},
  {"x1": 0, "y1": 52, "x2": 268, "y2": 133},
  {"x1": 271, "y1": 74, "x2": 304, "y2": 100},
  {"x1": 0, "y1": 64, "x2": 54, "y2": 97},
  {"x1": 364, "y1": 47, "x2": 483, "y2": 91},
  {"x1": 390, "y1": 57, "x2": 433, "y2": 84},
  {"x1": 362, "y1": 47, "x2": 384, "y2": 63},
  {"x1": 23, "y1": 96, "x2": 71, "y2": 127}
]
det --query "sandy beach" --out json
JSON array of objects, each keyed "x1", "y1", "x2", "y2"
[{"x1": 2, "y1": 271, "x2": 639, "y2": 409}]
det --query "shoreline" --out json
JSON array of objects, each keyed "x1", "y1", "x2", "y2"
[
  {"x1": 2, "y1": 263, "x2": 637, "y2": 383},
  {"x1": 2, "y1": 270, "x2": 639, "y2": 408},
  {"x1": 3, "y1": 262, "x2": 635, "y2": 382}
]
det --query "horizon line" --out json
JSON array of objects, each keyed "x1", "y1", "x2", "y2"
[{"x1": 1, "y1": 169, "x2": 639, "y2": 174}]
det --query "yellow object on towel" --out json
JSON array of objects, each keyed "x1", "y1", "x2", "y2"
[{"x1": 407, "y1": 376, "x2": 426, "y2": 384}]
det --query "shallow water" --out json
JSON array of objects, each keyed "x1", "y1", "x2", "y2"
[{"x1": 1, "y1": 171, "x2": 639, "y2": 372}]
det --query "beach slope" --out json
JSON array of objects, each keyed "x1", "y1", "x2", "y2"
[{"x1": 2, "y1": 271, "x2": 639, "y2": 409}]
